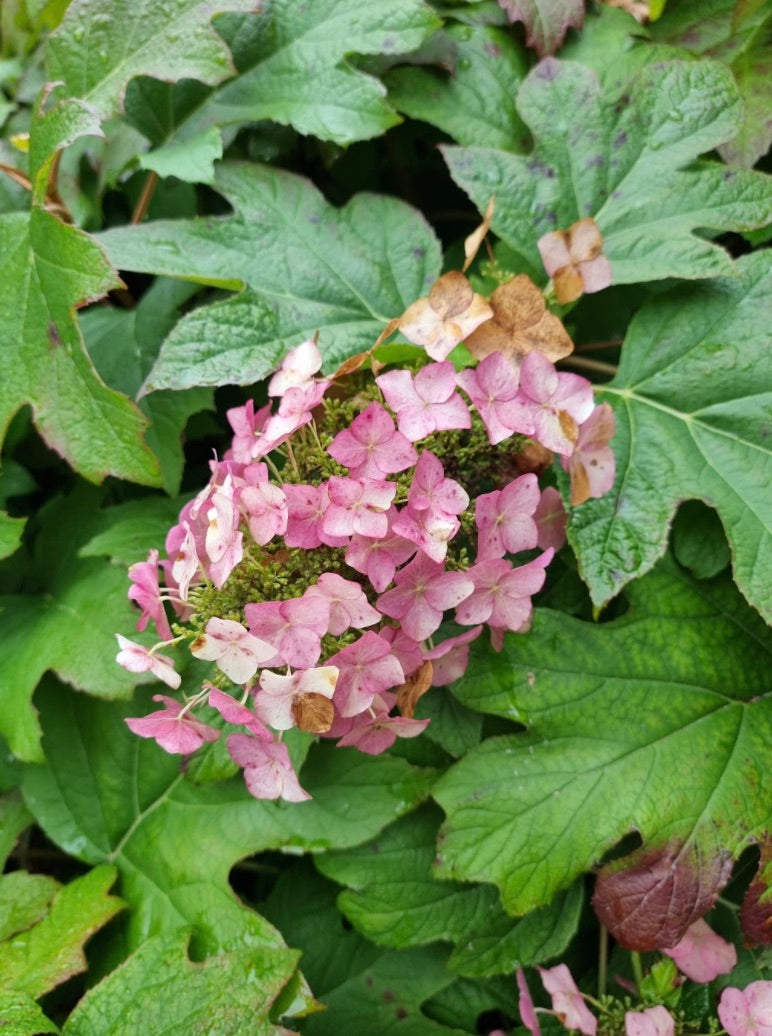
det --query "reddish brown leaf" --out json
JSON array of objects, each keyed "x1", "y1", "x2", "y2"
[
  {"x1": 464, "y1": 274, "x2": 574, "y2": 363},
  {"x1": 498, "y1": 0, "x2": 587, "y2": 57},
  {"x1": 741, "y1": 837, "x2": 772, "y2": 947},
  {"x1": 592, "y1": 842, "x2": 733, "y2": 950}
]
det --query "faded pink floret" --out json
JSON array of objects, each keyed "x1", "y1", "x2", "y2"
[
  {"x1": 661, "y1": 918, "x2": 738, "y2": 983},
  {"x1": 255, "y1": 666, "x2": 338, "y2": 730},
  {"x1": 245, "y1": 595, "x2": 330, "y2": 669},
  {"x1": 260, "y1": 380, "x2": 329, "y2": 449},
  {"x1": 475, "y1": 473, "x2": 540, "y2": 561},
  {"x1": 304, "y1": 572, "x2": 381, "y2": 635},
  {"x1": 125, "y1": 694, "x2": 218, "y2": 754},
  {"x1": 457, "y1": 551, "x2": 553, "y2": 632},
  {"x1": 345, "y1": 523, "x2": 417, "y2": 593},
  {"x1": 377, "y1": 553, "x2": 474, "y2": 641},
  {"x1": 408, "y1": 451, "x2": 469, "y2": 518},
  {"x1": 518, "y1": 352, "x2": 595, "y2": 455},
  {"x1": 226, "y1": 399, "x2": 272, "y2": 463},
  {"x1": 718, "y1": 982, "x2": 772, "y2": 1036},
  {"x1": 190, "y1": 617, "x2": 275, "y2": 684},
  {"x1": 115, "y1": 634, "x2": 181, "y2": 689},
  {"x1": 227, "y1": 733, "x2": 310, "y2": 802},
  {"x1": 207, "y1": 686, "x2": 272, "y2": 740},
  {"x1": 538, "y1": 964, "x2": 597, "y2": 1036},
  {"x1": 379, "y1": 625, "x2": 424, "y2": 678},
  {"x1": 376, "y1": 362, "x2": 471, "y2": 441},
  {"x1": 206, "y1": 475, "x2": 243, "y2": 587},
  {"x1": 517, "y1": 967, "x2": 541, "y2": 1036},
  {"x1": 625, "y1": 1006, "x2": 675, "y2": 1036},
  {"x1": 328, "y1": 402, "x2": 418, "y2": 479},
  {"x1": 239, "y1": 463, "x2": 288, "y2": 545},
  {"x1": 166, "y1": 522, "x2": 200, "y2": 601},
  {"x1": 284, "y1": 483, "x2": 348, "y2": 549},
  {"x1": 327, "y1": 631, "x2": 405, "y2": 717},
  {"x1": 562, "y1": 402, "x2": 616, "y2": 502},
  {"x1": 534, "y1": 486, "x2": 567, "y2": 552},
  {"x1": 268, "y1": 338, "x2": 323, "y2": 397},
  {"x1": 424, "y1": 626, "x2": 482, "y2": 685},
  {"x1": 391, "y1": 501, "x2": 459, "y2": 563},
  {"x1": 457, "y1": 352, "x2": 534, "y2": 444},
  {"x1": 335, "y1": 692, "x2": 429, "y2": 754},
  {"x1": 128, "y1": 548, "x2": 172, "y2": 641},
  {"x1": 322, "y1": 476, "x2": 395, "y2": 539}
]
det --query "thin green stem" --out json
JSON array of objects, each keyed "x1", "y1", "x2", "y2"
[{"x1": 631, "y1": 951, "x2": 644, "y2": 992}]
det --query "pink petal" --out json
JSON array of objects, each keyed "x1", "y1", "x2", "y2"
[
  {"x1": 625, "y1": 1006, "x2": 675, "y2": 1036},
  {"x1": 662, "y1": 918, "x2": 737, "y2": 983}
]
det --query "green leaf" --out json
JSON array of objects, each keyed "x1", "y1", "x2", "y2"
[
  {"x1": 0, "y1": 209, "x2": 161, "y2": 487},
  {"x1": 28, "y1": 91, "x2": 102, "y2": 205},
  {"x1": 443, "y1": 58, "x2": 772, "y2": 285},
  {"x1": 384, "y1": 23, "x2": 530, "y2": 149},
  {"x1": 672, "y1": 501, "x2": 731, "y2": 581},
  {"x1": 138, "y1": 126, "x2": 223, "y2": 184},
  {"x1": 0, "y1": 489, "x2": 154, "y2": 762},
  {"x1": 433, "y1": 559, "x2": 772, "y2": 917},
  {"x1": 0, "y1": 865, "x2": 123, "y2": 999},
  {"x1": 46, "y1": 0, "x2": 257, "y2": 121},
  {"x1": 315, "y1": 803, "x2": 582, "y2": 976},
  {"x1": 0, "y1": 993, "x2": 59, "y2": 1036},
  {"x1": 22, "y1": 682, "x2": 436, "y2": 954},
  {"x1": 77, "y1": 496, "x2": 186, "y2": 566},
  {"x1": 498, "y1": 0, "x2": 586, "y2": 57},
  {"x1": 62, "y1": 928, "x2": 297, "y2": 1036},
  {"x1": 97, "y1": 162, "x2": 442, "y2": 383},
  {"x1": 183, "y1": 0, "x2": 441, "y2": 145},
  {"x1": 417, "y1": 687, "x2": 483, "y2": 759},
  {"x1": 0, "y1": 792, "x2": 32, "y2": 868},
  {"x1": 567, "y1": 251, "x2": 772, "y2": 622},
  {"x1": 0, "y1": 512, "x2": 25, "y2": 561},
  {"x1": 0, "y1": 872, "x2": 61, "y2": 942},
  {"x1": 79, "y1": 279, "x2": 213, "y2": 494}
]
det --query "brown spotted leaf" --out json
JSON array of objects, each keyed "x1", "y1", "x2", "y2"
[
  {"x1": 592, "y1": 842, "x2": 733, "y2": 950},
  {"x1": 464, "y1": 274, "x2": 573, "y2": 362},
  {"x1": 498, "y1": 0, "x2": 586, "y2": 57}
]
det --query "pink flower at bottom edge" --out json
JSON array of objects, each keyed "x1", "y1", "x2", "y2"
[
  {"x1": 227, "y1": 733, "x2": 310, "y2": 802},
  {"x1": 517, "y1": 966, "x2": 541, "y2": 1036},
  {"x1": 661, "y1": 917, "x2": 737, "y2": 983},
  {"x1": 538, "y1": 964, "x2": 597, "y2": 1036},
  {"x1": 718, "y1": 982, "x2": 772, "y2": 1036},
  {"x1": 625, "y1": 1005, "x2": 675, "y2": 1036}
]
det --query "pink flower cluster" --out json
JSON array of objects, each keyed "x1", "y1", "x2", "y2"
[
  {"x1": 118, "y1": 333, "x2": 615, "y2": 803},
  {"x1": 514, "y1": 919, "x2": 769, "y2": 1036}
]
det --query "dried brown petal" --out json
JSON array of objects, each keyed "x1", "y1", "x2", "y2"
[
  {"x1": 465, "y1": 274, "x2": 574, "y2": 362},
  {"x1": 291, "y1": 692, "x2": 335, "y2": 733},
  {"x1": 592, "y1": 842, "x2": 733, "y2": 950},
  {"x1": 553, "y1": 265, "x2": 585, "y2": 305},
  {"x1": 399, "y1": 272, "x2": 493, "y2": 360},
  {"x1": 396, "y1": 660, "x2": 434, "y2": 719},
  {"x1": 428, "y1": 270, "x2": 475, "y2": 319},
  {"x1": 568, "y1": 218, "x2": 604, "y2": 262}
]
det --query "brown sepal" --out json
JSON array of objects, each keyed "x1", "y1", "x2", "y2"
[
  {"x1": 396, "y1": 660, "x2": 434, "y2": 718},
  {"x1": 462, "y1": 195, "x2": 495, "y2": 272},
  {"x1": 464, "y1": 274, "x2": 574, "y2": 362},
  {"x1": 592, "y1": 841, "x2": 733, "y2": 950},
  {"x1": 291, "y1": 693, "x2": 335, "y2": 734}
]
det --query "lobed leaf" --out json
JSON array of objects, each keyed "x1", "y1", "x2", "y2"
[
  {"x1": 444, "y1": 58, "x2": 772, "y2": 285},
  {"x1": 433, "y1": 560, "x2": 772, "y2": 921},
  {"x1": 497, "y1": 0, "x2": 586, "y2": 57},
  {"x1": 62, "y1": 929, "x2": 297, "y2": 1036},
  {"x1": 568, "y1": 250, "x2": 772, "y2": 621},
  {"x1": 98, "y1": 162, "x2": 442, "y2": 386},
  {"x1": 22, "y1": 681, "x2": 437, "y2": 954}
]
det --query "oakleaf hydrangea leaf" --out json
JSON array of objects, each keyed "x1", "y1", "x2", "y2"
[
  {"x1": 0, "y1": 865, "x2": 123, "y2": 999},
  {"x1": 568, "y1": 250, "x2": 772, "y2": 622},
  {"x1": 0, "y1": 209, "x2": 160, "y2": 487},
  {"x1": 497, "y1": 0, "x2": 586, "y2": 57},
  {"x1": 433, "y1": 559, "x2": 772, "y2": 921},
  {"x1": 183, "y1": 0, "x2": 441, "y2": 145},
  {"x1": 98, "y1": 162, "x2": 442, "y2": 385},
  {"x1": 62, "y1": 929, "x2": 297, "y2": 1036},
  {"x1": 22, "y1": 682, "x2": 436, "y2": 955},
  {"x1": 46, "y1": 0, "x2": 257, "y2": 120},
  {"x1": 0, "y1": 993, "x2": 59, "y2": 1036},
  {"x1": 0, "y1": 513, "x2": 25, "y2": 561},
  {"x1": 385, "y1": 23, "x2": 531, "y2": 150},
  {"x1": 443, "y1": 58, "x2": 772, "y2": 284},
  {"x1": 315, "y1": 804, "x2": 583, "y2": 976},
  {"x1": 0, "y1": 489, "x2": 159, "y2": 762}
]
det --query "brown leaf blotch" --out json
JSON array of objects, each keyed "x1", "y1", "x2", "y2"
[{"x1": 592, "y1": 842, "x2": 733, "y2": 950}]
